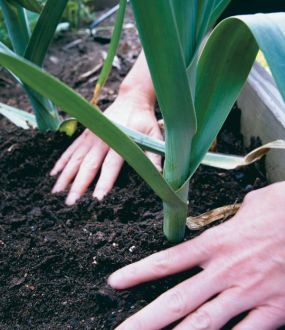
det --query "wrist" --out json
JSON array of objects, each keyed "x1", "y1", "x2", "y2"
[{"x1": 118, "y1": 81, "x2": 156, "y2": 110}]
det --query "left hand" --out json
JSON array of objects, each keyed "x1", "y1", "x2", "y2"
[
  {"x1": 108, "y1": 182, "x2": 285, "y2": 330},
  {"x1": 50, "y1": 91, "x2": 162, "y2": 205}
]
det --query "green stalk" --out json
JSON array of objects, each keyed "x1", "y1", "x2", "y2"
[
  {"x1": 25, "y1": 0, "x2": 69, "y2": 67},
  {"x1": 171, "y1": 0, "x2": 197, "y2": 66},
  {"x1": 24, "y1": 89, "x2": 61, "y2": 131},
  {"x1": 209, "y1": 0, "x2": 232, "y2": 28},
  {"x1": 7, "y1": 0, "x2": 42, "y2": 13},
  {"x1": 92, "y1": 0, "x2": 127, "y2": 104},
  {"x1": 196, "y1": 0, "x2": 215, "y2": 45},
  {"x1": 0, "y1": 0, "x2": 62, "y2": 131},
  {"x1": 163, "y1": 182, "x2": 189, "y2": 243},
  {"x1": 77, "y1": 0, "x2": 81, "y2": 29},
  {"x1": 131, "y1": 0, "x2": 197, "y2": 242},
  {"x1": 24, "y1": 0, "x2": 69, "y2": 130},
  {"x1": 0, "y1": 0, "x2": 30, "y2": 54}
]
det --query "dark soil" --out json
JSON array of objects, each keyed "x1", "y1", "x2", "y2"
[
  {"x1": 0, "y1": 9, "x2": 272, "y2": 330},
  {"x1": 0, "y1": 112, "x2": 268, "y2": 330}
]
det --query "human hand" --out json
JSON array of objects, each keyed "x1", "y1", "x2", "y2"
[
  {"x1": 108, "y1": 182, "x2": 285, "y2": 330},
  {"x1": 50, "y1": 91, "x2": 162, "y2": 205}
]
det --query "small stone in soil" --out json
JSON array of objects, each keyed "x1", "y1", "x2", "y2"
[{"x1": 129, "y1": 245, "x2": 136, "y2": 252}]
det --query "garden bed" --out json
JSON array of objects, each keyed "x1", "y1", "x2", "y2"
[
  {"x1": 0, "y1": 108, "x2": 267, "y2": 330},
  {"x1": 0, "y1": 16, "x2": 268, "y2": 330}
]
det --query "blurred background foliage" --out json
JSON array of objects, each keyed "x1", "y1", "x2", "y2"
[{"x1": 0, "y1": 0, "x2": 98, "y2": 47}]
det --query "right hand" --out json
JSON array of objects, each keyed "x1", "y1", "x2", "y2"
[
  {"x1": 109, "y1": 182, "x2": 285, "y2": 330},
  {"x1": 50, "y1": 91, "x2": 163, "y2": 205}
]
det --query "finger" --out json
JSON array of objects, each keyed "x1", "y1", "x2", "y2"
[
  {"x1": 52, "y1": 145, "x2": 92, "y2": 194},
  {"x1": 108, "y1": 233, "x2": 211, "y2": 290},
  {"x1": 145, "y1": 151, "x2": 162, "y2": 172},
  {"x1": 65, "y1": 143, "x2": 109, "y2": 205},
  {"x1": 115, "y1": 270, "x2": 225, "y2": 330},
  {"x1": 174, "y1": 288, "x2": 253, "y2": 330},
  {"x1": 145, "y1": 125, "x2": 163, "y2": 171},
  {"x1": 93, "y1": 150, "x2": 124, "y2": 200},
  {"x1": 50, "y1": 137, "x2": 82, "y2": 176},
  {"x1": 233, "y1": 306, "x2": 285, "y2": 330}
]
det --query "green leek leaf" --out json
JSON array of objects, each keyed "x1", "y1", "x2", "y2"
[
  {"x1": 0, "y1": 0, "x2": 30, "y2": 54},
  {"x1": 190, "y1": 14, "x2": 285, "y2": 177},
  {"x1": 7, "y1": 0, "x2": 42, "y2": 13},
  {"x1": 131, "y1": 0, "x2": 196, "y2": 191},
  {"x1": 0, "y1": 102, "x2": 37, "y2": 129},
  {"x1": 59, "y1": 118, "x2": 78, "y2": 136},
  {"x1": 24, "y1": 0, "x2": 69, "y2": 66},
  {"x1": 93, "y1": 0, "x2": 127, "y2": 103}
]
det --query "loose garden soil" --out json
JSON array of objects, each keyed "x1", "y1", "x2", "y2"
[{"x1": 0, "y1": 9, "x2": 271, "y2": 330}]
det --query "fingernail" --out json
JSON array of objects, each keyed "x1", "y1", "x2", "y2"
[
  {"x1": 65, "y1": 192, "x2": 80, "y2": 205},
  {"x1": 52, "y1": 185, "x2": 60, "y2": 194},
  {"x1": 94, "y1": 189, "x2": 106, "y2": 201},
  {"x1": 108, "y1": 271, "x2": 122, "y2": 289},
  {"x1": 50, "y1": 169, "x2": 57, "y2": 176}
]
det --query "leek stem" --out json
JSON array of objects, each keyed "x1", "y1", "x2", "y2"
[{"x1": 163, "y1": 182, "x2": 189, "y2": 243}]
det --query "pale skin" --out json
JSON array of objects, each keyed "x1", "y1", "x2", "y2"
[{"x1": 51, "y1": 52, "x2": 285, "y2": 329}]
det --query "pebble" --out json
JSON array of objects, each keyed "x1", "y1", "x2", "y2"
[
  {"x1": 129, "y1": 246, "x2": 136, "y2": 253},
  {"x1": 244, "y1": 184, "x2": 253, "y2": 193},
  {"x1": 66, "y1": 219, "x2": 73, "y2": 227}
]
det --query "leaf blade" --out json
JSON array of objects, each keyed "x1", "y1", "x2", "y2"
[
  {"x1": 24, "y1": 0, "x2": 69, "y2": 66},
  {"x1": 7, "y1": 0, "x2": 42, "y2": 13},
  {"x1": 92, "y1": 0, "x2": 127, "y2": 103},
  {"x1": 131, "y1": 0, "x2": 196, "y2": 191},
  {"x1": 0, "y1": 102, "x2": 37, "y2": 129},
  {"x1": 0, "y1": 0, "x2": 30, "y2": 54},
  {"x1": 190, "y1": 13, "x2": 285, "y2": 178}
]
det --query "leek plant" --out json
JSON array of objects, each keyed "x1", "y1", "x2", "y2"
[
  {"x1": 0, "y1": 0, "x2": 94, "y2": 131},
  {"x1": 0, "y1": 0, "x2": 66, "y2": 131},
  {"x1": 1, "y1": 0, "x2": 285, "y2": 242}
]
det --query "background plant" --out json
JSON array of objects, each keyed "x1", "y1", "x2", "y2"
[
  {"x1": 0, "y1": 0, "x2": 94, "y2": 46},
  {"x1": 0, "y1": 0, "x2": 285, "y2": 242},
  {"x1": 0, "y1": 0, "x2": 96, "y2": 133}
]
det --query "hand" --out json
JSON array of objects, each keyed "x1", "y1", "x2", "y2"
[
  {"x1": 50, "y1": 92, "x2": 162, "y2": 205},
  {"x1": 108, "y1": 182, "x2": 285, "y2": 330}
]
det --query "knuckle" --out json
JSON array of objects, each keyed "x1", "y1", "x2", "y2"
[
  {"x1": 60, "y1": 154, "x2": 71, "y2": 164},
  {"x1": 85, "y1": 158, "x2": 100, "y2": 172},
  {"x1": 272, "y1": 300, "x2": 285, "y2": 316},
  {"x1": 243, "y1": 189, "x2": 260, "y2": 204},
  {"x1": 272, "y1": 305, "x2": 285, "y2": 318},
  {"x1": 150, "y1": 250, "x2": 173, "y2": 277},
  {"x1": 95, "y1": 185, "x2": 108, "y2": 194},
  {"x1": 72, "y1": 154, "x2": 84, "y2": 165},
  {"x1": 106, "y1": 157, "x2": 119, "y2": 169},
  {"x1": 151, "y1": 127, "x2": 163, "y2": 140},
  {"x1": 199, "y1": 227, "x2": 224, "y2": 252},
  {"x1": 262, "y1": 305, "x2": 284, "y2": 322},
  {"x1": 163, "y1": 289, "x2": 187, "y2": 317},
  {"x1": 188, "y1": 309, "x2": 211, "y2": 329}
]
